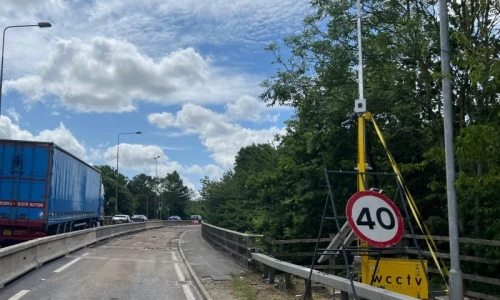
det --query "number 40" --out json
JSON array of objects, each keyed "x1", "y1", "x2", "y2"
[{"x1": 356, "y1": 207, "x2": 395, "y2": 230}]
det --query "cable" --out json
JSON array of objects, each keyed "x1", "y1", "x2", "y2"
[{"x1": 371, "y1": 117, "x2": 450, "y2": 291}]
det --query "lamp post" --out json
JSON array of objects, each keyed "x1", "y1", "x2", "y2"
[
  {"x1": 115, "y1": 131, "x2": 141, "y2": 215},
  {"x1": 0, "y1": 22, "x2": 52, "y2": 116},
  {"x1": 439, "y1": 0, "x2": 463, "y2": 297},
  {"x1": 153, "y1": 156, "x2": 160, "y2": 219}
]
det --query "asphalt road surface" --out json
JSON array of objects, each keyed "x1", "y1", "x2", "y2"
[{"x1": 0, "y1": 225, "x2": 203, "y2": 300}]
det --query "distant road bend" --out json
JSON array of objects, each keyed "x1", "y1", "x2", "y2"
[{"x1": 0, "y1": 226, "x2": 203, "y2": 300}]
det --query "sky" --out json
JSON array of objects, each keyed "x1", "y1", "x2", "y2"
[{"x1": 0, "y1": 0, "x2": 311, "y2": 195}]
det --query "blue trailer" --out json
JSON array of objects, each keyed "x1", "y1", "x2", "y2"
[{"x1": 0, "y1": 139, "x2": 104, "y2": 243}]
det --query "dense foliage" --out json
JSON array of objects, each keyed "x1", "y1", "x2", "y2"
[
  {"x1": 95, "y1": 165, "x2": 198, "y2": 220},
  {"x1": 199, "y1": 0, "x2": 500, "y2": 295}
]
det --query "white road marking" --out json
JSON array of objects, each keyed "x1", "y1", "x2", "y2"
[
  {"x1": 174, "y1": 263, "x2": 185, "y2": 281},
  {"x1": 174, "y1": 263, "x2": 196, "y2": 300},
  {"x1": 81, "y1": 253, "x2": 89, "y2": 257},
  {"x1": 181, "y1": 285, "x2": 196, "y2": 300},
  {"x1": 171, "y1": 251, "x2": 178, "y2": 261},
  {"x1": 53, "y1": 258, "x2": 81, "y2": 273},
  {"x1": 67, "y1": 255, "x2": 171, "y2": 263},
  {"x1": 109, "y1": 239, "x2": 124, "y2": 246},
  {"x1": 8, "y1": 290, "x2": 30, "y2": 300}
]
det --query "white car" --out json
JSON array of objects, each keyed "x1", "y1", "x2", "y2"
[{"x1": 111, "y1": 215, "x2": 131, "y2": 224}]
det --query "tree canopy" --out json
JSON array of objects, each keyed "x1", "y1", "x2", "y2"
[
  {"x1": 198, "y1": 0, "x2": 500, "y2": 295},
  {"x1": 94, "y1": 165, "x2": 197, "y2": 220}
]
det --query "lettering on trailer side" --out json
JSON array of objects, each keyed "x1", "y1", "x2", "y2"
[{"x1": 0, "y1": 201, "x2": 45, "y2": 208}]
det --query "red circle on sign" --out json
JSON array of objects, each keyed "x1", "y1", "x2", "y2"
[{"x1": 346, "y1": 190, "x2": 404, "y2": 248}]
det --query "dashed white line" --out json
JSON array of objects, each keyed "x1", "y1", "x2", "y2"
[
  {"x1": 171, "y1": 251, "x2": 178, "y2": 261},
  {"x1": 81, "y1": 253, "x2": 89, "y2": 257},
  {"x1": 181, "y1": 285, "x2": 196, "y2": 300},
  {"x1": 53, "y1": 258, "x2": 81, "y2": 273},
  {"x1": 174, "y1": 263, "x2": 196, "y2": 300},
  {"x1": 8, "y1": 290, "x2": 30, "y2": 300},
  {"x1": 174, "y1": 263, "x2": 185, "y2": 281},
  {"x1": 109, "y1": 239, "x2": 124, "y2": 246}
]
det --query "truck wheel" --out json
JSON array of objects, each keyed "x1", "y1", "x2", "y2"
[
  {"x1": 63, "y1": 222, "x2": 69, "y2": 233},
  {"x1": 69, "y1": 222, "x2": 74, "y2": 232},
  {"x1": 56, "y1": 224, "x2": 63, "y2": 235}
]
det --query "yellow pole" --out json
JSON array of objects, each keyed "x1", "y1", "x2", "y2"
[{"x1": 357, "y1": 114, "x2": 369, "y2": 284}]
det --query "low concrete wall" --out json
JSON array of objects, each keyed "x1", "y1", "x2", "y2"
[{"x1": 0, "y1": 220, "x2": 192, "y2": 289}]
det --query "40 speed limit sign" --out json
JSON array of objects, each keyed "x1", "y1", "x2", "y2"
[{"x1": 346, "y1": 190, "x2": 404, "y2": 248}]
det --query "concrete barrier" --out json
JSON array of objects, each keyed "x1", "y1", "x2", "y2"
[
  {"x1": 65, "y1": 230, "x2": 97, "y2": 253},
  {"x1": 35, "y1": 233, "x2": 72, "y2": 265},
  {"x1": 0, "y1": 220, "x2": 191, "y2": 289},
  {"x1": 0, "y1": 239, "x2": 39, "y2": 289}
]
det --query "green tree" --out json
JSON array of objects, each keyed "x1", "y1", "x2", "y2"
[
  {"x1": 159, "y1": 171, "x2": 192, "y2": 219},
  {"x1": 128, "y1": 173, "x2": 155, "y2": 219},
  {"x1": 199, "y1": 0, "x2": 500, "y2": 295},
  {"x1": 94, "y1": 165, "x2": 136, "y2": 216}
]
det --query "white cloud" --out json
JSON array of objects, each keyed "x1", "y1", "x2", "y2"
[
  {"x1": 37, "y1": 123, "x2": 87, "y2": 159},
  {"x1": 4, "y1": 38, "x2": 260, "y2": 113},
  {"x1": 103, "y1": 143, "x2": 183, "y2": 177},
  {"x1": 148, "y1": 104, "x2": 284, "y2": 169},
  {"x1": 84, "y1": 0, "x2": 309, "y2": 50},
  {"x1": 0, "y1": 0, "x2": 66, "y2": 15},
  {"x1": 0, "y1": 116, "x2": 88, "y2": 160},
  {"x1": 225, "y1": 95, "x2": 280, "y2": 123},
  {"x1": 148, "y1": 112, "x2": 177, "y2": 129},
  {"x1": 186, "y1": 164, "x2": 224, "y2": 180},
  {"x1": 6, "y1": 108, "x2": 20, "y2": 123}
]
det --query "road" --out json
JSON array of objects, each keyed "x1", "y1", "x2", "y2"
[{"x1": 0, "y1": 225, "x2": 203, "y2": 300}]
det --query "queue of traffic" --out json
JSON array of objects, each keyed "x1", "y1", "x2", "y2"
[{"x1": 110, "y1": 214, "x2": 202, "y2": 224}]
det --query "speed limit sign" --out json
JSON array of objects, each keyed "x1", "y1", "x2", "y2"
[{"x1": 346, "y1": 190, "x2": 404, "y2": 248}]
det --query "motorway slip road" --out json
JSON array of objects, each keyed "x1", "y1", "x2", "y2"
[{"x1": 0, "y1": 226, "x2": 203, "y2": 300}]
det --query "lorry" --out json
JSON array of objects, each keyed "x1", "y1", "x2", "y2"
[{"x1": 0, "y1": 139, "x2": 105, "y2": 244}]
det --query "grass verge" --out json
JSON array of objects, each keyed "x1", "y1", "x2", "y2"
[{"x1": 231, "y1": 274, "x2": 257, "y2": 300}]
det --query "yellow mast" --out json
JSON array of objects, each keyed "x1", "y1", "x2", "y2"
[{"x1": 357, "y1": 113, "x2": 369, "y2": 284}]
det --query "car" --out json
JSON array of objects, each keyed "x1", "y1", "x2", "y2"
[
  {"x1": 190, "y1": 215, "x2": 202, "y2": 221},
  {"x1": 169, "y1": 215, "x2": 181, "y2": 221},
  {"x1": 131, "y1": 215, "x2": 148, "y2": 222},
  {"x1": 111, "y1": 215, "x2": 131, "y2": 224}
]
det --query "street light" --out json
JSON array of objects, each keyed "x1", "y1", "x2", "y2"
[
  {"x1": 153, "y1": 156, "x2": 160, "y2": 219},
  {"x1": 439, "y1": 0, "x2": 463, "y2": 297},
  {"x1": 115, "y1": 131, "x2": 142, "y2": 215},
  {"x1": 0, "y1": 22, "x2": 52, "y2": 116}
]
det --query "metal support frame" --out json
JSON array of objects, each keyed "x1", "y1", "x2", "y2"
[
  {"x1": 304, "y1": 170, "x2": 359, "y2": 300},
  {"x1": 308, "y1": 170, "x2": 432, "y2": 299}
]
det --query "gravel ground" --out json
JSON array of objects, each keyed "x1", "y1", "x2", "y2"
[{"x1": 202, "y1": 271, "x2": 341, "y2": 300}]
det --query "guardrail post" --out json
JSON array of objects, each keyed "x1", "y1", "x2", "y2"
[
  {"x1": 340, "y1": 291, "x2": 348, "y2": 300},
  {"x1": 266, "y1": 268, "x2": 274, "y2": 286},
  {"x1": 285, "y1": 273, "x2": 291, "y2": 290},
  {"x1": 262, "y1": 236, "x2": 272, "y2": 279}
]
